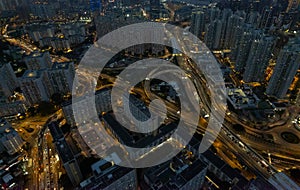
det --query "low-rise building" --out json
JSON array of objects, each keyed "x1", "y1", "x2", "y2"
[{"x1": 227, "y1": 85, "x2": 260, "y2": 110}]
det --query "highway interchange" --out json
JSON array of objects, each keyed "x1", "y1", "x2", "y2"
[{"x1": 2, "y1": 20, "x2": 300, "y2": 188}]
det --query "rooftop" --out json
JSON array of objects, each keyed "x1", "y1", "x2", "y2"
[
  {"x1": 51, "y1": 62, "x2": 73, "y2": 70},
  {"x1": 61, "y1": 88, "x2": 111, "y2": 107},
  {"x1": 80, "y1": 153, "x2": 134, "y2": 189},
  {"x1": 21, "y1": 70, "x2": 45, "y2": 79},
  {"x1": 127, "y1": 94, "x2": 151, "y2": 120},
  {"x1": 25, "y1": 51, "x2": 49, "y2": 59},
  {"x1": 227, "y1": 85, "x2": 260, "y2": 109},
  {"x1": 0, "y1": 119, "x2": 12, "y2": 134},
  {"x1": 48, "y1": 122, "x2": 64, "y2": 141},
  {"x1": 48, "y1": 122, "x2": 75, "y2": 163},
  {"x1": 144, "y1": 148, "x2": 207, "y2": 190},
  {"x1": 103, "y1": 113, "x2": 176, "y2": 148},
  {"x1": 201, "y1": 149, "x2": 249, "y2": 188},
  {"x1": 55, "y1": 139, "x2": 75, "y2": 163}
]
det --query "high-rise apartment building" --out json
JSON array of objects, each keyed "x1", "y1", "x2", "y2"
[
  {"x1": 19, "y1": 59, "x2": 75, "y2": 106},
  {"x1": 90, "y1": 0, "x2": 101, "y2": 14},
  {"x1": 204, "y1": 19, "x2": 223, "y2": 50},
  {"x1": 19, "y1": 70, "x2": 50, "y2": 106},
  {"x1": 23, "y1": 51, "x2": 52, "y2": 70},
  {"x1": 218, "y1": 9, "x2": 233, "y2": 49},
  {"x1": 0, "y1": 0, "x2": 21, "y2": 11},
  {"x1": 46, "y1": 62, "x2": 75, "y2": 95},
  {"x1": 80, "y1": 153, "x2": 137, "y2": 190},
  {"x1": 190, "y1": 10, "x2": 205, "y2": 38},
  {"x1": 232, "y1": 25, "x2": 258, "y2": 73},
  {"x1": 48, "y1": 122, "x2": 83, "y2": 186},
  {"x1": 0, "y1": 63, "x2": 19, "y2": 98},
  {"x1": 60, "y1": 22, "x2": 86, "y2": 37},
  {"x1": 144, "y1": 148, "x2": 208, "y2": 190},
  {"x1": 259, "y1": 7, "x2": 275, "y2": 30},
  {"x1": 26, "y1": 23, "x2": 56, "y2": 42},
  {"x1": 29, "y1": 2, "x2": 56, "y2": 19},
  {"x1": 207, "y1": 7, "x2": 221, "y2": 23},
  {"x1": 122, "y1": 94, "x2": 159, "y2": 133},
  {"x1": 0, "y1": 101, "x2": 26, "y2": 118},
  {"x1": 246, "y1": 11, "x2": 261, "y2": 27},
  {"x1": 0, "y1": 118, "x2": 24, "y2": 155},
  {"x1": 224, "y1": 14, "x2": 245, "y2": 49},
  {"x1": 62, "y1": 88, "x2": 112, "y2": 126},
  {"x1": 266, "y1": 38, "x2": 300, "y2": 98},
  {"x1": 243, "y1": 35, "x2": 275, "y2": 82}
]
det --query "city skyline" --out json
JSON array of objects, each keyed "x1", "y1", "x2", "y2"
[{"x1": 0, "y1": 0, "x2": 299, "y2": 189}]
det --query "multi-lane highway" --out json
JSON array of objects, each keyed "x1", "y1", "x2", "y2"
[
  {"x1": 38, "y1": 129, "x2": 59, "y2": 190},
  {"x1": 25, "y1": 112, "x2": 62, "y2": 190},
  {"x1": 37, "y1": 114, "x2": 62, "y2": 190}
]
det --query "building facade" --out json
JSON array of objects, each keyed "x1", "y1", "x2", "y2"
[
  {"x1": 46, "y1": 62, "x2": 75, "y2": 95},
  {"x1": 266, "y1": 38, "x2": 300, "y2": 98},
  {"x1": 19, "y1": 70, "x2": 50, "y2": 106},
  {"x1": 0, "y1": 118, "x2": 24, "y2": 155},
  {"x1": 62, "y1": 88, "x2": 112, "y2": 126},
  {"x1": 80, "y1": 153, "x2": 137, "y2": 190},
  {"x1": 243, "y1": 35, "x2": 274, "y2": 82},
  {"x1": 0, "y1": 63, "x2": 19, "y2": 98},
  {"x1": 190, "y1": 9, "x2": 205, "y2": 39},
  {"x1": 23, "y1": 51, "x2": 52, "y2": 70}
]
